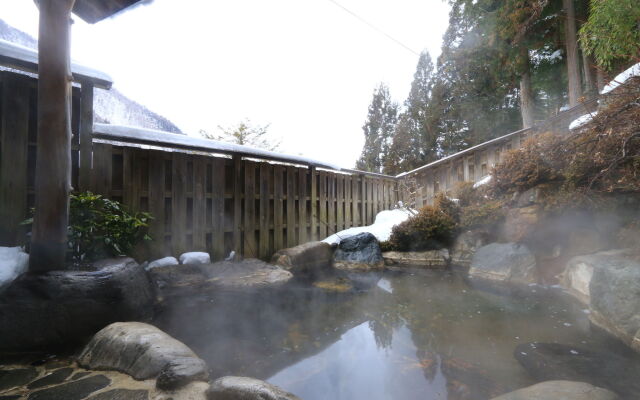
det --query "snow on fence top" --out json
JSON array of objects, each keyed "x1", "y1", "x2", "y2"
[
  {"x1": 0, "y1": 39, "x2": 112, "y2": 89},
  {"x1": 601, "y1": 62, "x2": 640, "y2": 95},
  {"x1": 93, "y1": 123, "x2": 396, "y2": 179}
]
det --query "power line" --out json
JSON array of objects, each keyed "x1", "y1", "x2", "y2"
[{"x1": 325, "y1": 0, "x2": 420, "y2": 56}]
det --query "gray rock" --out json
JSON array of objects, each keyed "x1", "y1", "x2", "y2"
[
  {"x1": 588, "y1": 250, "x2": 640, "y2": 353},
  {"x1": 271, "y1": 241, "x2": 334, "y2": 278},
  {"x1": 469, "y1": 243, "x2": 537, "y2": 285},
  {"x1": 77, "y1": 322, "x2": 208, "y2": 388},
  {"x1": 490, "y1": 380, "x2": 618, "y2": 400},
  {"x1": 333, "y1": 233, "x2": 384, "y2": 271},
  {"x1": 27, "y1": 375, "x2": 111, "y2": 400},
  {"x1": 27, "y1": 367, "x2": 73, "y2": 389},
  {"x1": 206, "y1": 376, "x2": 301, "y2": 400},
  {"x1": 147, "y1": 256, "x2": 179, "y2": 270},
  {"x1": 148, "y1": 259, "x2": 292, "y2": 300},
  {"x1": 383, "y1": 250, "x2": 450, "y2": 269},
  {"x1": 450, "y1": 230, "x2": 489, "y2": 267},
  {"x1": 0, "y1": 257, "x2": 155, "y2": 352},
  {"x1": 514, "y1": 342, "x2": 640, "y2": 398},
  {"x1": 88, "y1": 389, "x2": 149, "y2": 400},
  {"x1": 0, "y1": 368, "x2": 39, "y2": 392},
  {"x1": 500, "y1": 205, "x2": 541, "y2": 243}
]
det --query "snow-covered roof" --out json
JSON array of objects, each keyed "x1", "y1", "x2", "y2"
[
  {"x1": 0, "y1": 39, "x2": 112, "y2": 89},
  {"x1": 94, "y1": 123, "x2": 397, "y2": 178},
  {"x1": 601, "y1": 62, "x2": 640, "y2": 95},
  {"x1": 396, "y1": 128, "x2": 529, "y2": 178}
]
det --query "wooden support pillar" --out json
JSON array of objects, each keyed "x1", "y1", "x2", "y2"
[
  {"x1": 30, "y1": 0, "x2": 76, "y2": 272},
  {"x1": 78, "y1": 81, "x2": 94, "y2": 190}
]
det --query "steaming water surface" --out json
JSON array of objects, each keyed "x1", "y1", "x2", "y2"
[{"x1": 155, "y1": 270, "x2": 624, "y2": 400}]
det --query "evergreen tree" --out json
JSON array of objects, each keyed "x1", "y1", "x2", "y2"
[
  {"x1": 356, "y1": 83, "x2": 398, "y2": 173},
  {"x1": 201, "y1": 119, "x2": 280, "y2": 151}
]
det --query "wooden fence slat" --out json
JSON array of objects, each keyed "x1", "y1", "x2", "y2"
[
  {"x1": 122, "y1": 147, "x2": 134, "y2": 209},
  {"x1": 171, "y1": 153, "x2": 188, "y2": 256},
  {"x1": 193, "y1": 156, "x2": 206, "y2": 251},
  {"x1": 0, "y1": 74, "x2": 29, "y2": 246},
  {"x1": 232, "y1": 155, "x2": 242, "y2": 253},
  {"x1": 286, "y1": 166, "x2": 296, "y2": 247},
  {"x1": 273, "y1": 165, "x2": 284, "y2": 251},
  {"x1": 78, "y1": 82, "x2": 93, "y2": 190},
  {"x1": 336, "y1": 175, "x2": 344, "y2": 231},
  {"x1": 344, "y1": 176, "x2": 352, "y2": 229},
  {"x1": 91, "y1": 143, "x2": 112, "y2": 197},
  {"x1": 309, "y1": 167, "x2": 317, "y2": 241},
  {"x1": 147, "y1": 151, "x2": 166, "y2": 256},
  {"x1": 244, "y1": 161, "x2": 257, "y2": 257},
  {"x1": 259, "y1": 163, "x2": 270, "y2": 258},
  {"x1": 327, "y1": 174, "x2": 335, "y2": 234},
  {"x1": 212, "y1": 157, "x2": 225, "y2": 260},
  {"x1": 319, "y1": 171, "x2": 327, "y2": 239},
  {"x1": 298, "y1": 167, "x2": 307, "y2": 244},
  {"x1": 352, "y1": 176, "x2": 360, "y2": 227}
]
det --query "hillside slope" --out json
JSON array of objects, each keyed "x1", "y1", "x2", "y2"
[{"x1": 0, "y1": 19, "x2": 182, "y2": 134}]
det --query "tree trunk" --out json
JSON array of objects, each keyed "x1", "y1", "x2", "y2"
[
  {"x1": 520, "y1": 57, "x2": 535, "y2": 128},
  {"x1": 581, "y1": 49, "x2": 597, "y2": 96},
  {"x1": 563, "y1": 0, "x2": 582, "y2": 106},
  {"x1": 30, "y1": 0, "x2": 76, "y2": 272}
]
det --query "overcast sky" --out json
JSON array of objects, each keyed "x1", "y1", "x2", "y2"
[{"x1": 1, "y1": 0, "x2": 450, "y2": 168}]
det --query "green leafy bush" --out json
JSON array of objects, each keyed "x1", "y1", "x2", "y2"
[
  {"x1": 24, "y1": 192, "x2": 152, "y2": 263},
  {"x1": 389, "y1": 204, "x2": 457, "y2": 251},
  {"x1": 379, "y1": 240, "x2": 395, "y2": 252},
  {"x1": 67, "y1": 192, "x2": 152, "y2": 262}
]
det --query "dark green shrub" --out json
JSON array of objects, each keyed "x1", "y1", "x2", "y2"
[
  {"x1": 434, "y1": 192, "x2": 461, "y2": 224},
  {"x1": 24, "y1": 192, "x2": 152, "y2": 263},
  {"x1": 460, "y1": 200, "x2": 506, "y2": 231},
  {"x1": 379, "y1": 240, "x2": 395, "y2": 252},
  {"x1": 389, "y1": 205, "x2": 457, "y2": 251}
]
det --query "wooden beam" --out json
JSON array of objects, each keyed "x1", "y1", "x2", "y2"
[
  {"x1": 30, "y1": 0, "x2": 76, "y2": 272},
  {"x1": 78, "y1": 81, "x2": 93, "y2": 190}
]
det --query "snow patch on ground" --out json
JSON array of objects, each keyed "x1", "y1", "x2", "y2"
[
  {"x1": 322, "y1": 208, "x2": 414, "y2": 245},
  {"x1": 601, "y1": 62, "x2": 640, "y2": 94},
  {"x1": 0, "y1": 247, "x2": 29, "y2": 292},
  {"x1": 473, "y1": 174, "x2": 492, "y2": 188},
  {"x1": 179, "y1": 252, "x2": 211, "y2": 265},
  {"x1": 569, "y1": 112, "x2": 597, "y2": 130}
]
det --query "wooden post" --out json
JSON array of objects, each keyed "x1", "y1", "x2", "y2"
[
  {"x1": 30, "y1": 0, "x2": 76, "y2": 272},
  {"x1": 78, "y1": 81, "x2": 93, "y2": 190}
]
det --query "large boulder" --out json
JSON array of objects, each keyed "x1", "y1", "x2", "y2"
[
  {"x1": 148, "y1": 259, "x2": 292, "y2": 300},
  {"x1": 206, "y1": 376, "x2": 301, "y2": 400},
  {"x1": 382, "y1": 249, "x2": 450, "y2": 270},
  {"x1": 450, "y1": 230, "x2": 490, "y2": 267},
  {"x1": 514, "y1": 342, "x2": 640, "y2": 399},
  {"x1": 565, "y1": 228, "x2": 608, "y2": 257},
  {"x1": 469, "y1": 243, "x2": 537, "y2": 285},
  {"x1": 0, "y1": 257, "x2": 154, "y2": 352},
  {"x1": 271, "y1": 241, "x2": 334, "y2": 278},
  {"x1": 500, "y1": 205, "x2": 541, "y2": 243},
  {"x1": 77, "y1": 322, "x2": 208, "y2": 390},
  {"x1": 490, "y1": 381, "x2": 618, "y2": 400},
  {"x1": 333, "y1": 232, "x2": 384, "y2": 271},
  {"x1": 588, "y1": 250, "x2": 640, "y2": 353}
]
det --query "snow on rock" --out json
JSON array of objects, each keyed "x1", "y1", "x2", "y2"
[
  {"x1": 179, "y1": 252, "x2": 211, "y2": 265},
  {"x1": 569, "y1": 112, "x2": 597, "y2": 130},
  {"x1": 473, "y1": 174, "x2": 492, "y2": 188},
  {"x1": 146, "y1": 256, "x2": 179, "y2": 270},
  {"x1": 601, "y1": 62, "x2": 640, "y2": 95},
  {"x1": 0, "y1": 247, "x2": 29, "y2": 292},
  {"x1": 322, "y1": 208, "x2": 414, "y2": 245}
]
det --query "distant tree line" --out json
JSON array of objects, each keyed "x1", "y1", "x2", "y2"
[{"x1": 357, "y1": 0, "x2": 639, "y2": 175}]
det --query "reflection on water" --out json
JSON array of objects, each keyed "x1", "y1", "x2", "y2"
[{"x1": 155, "y1": 270, "x2": 621, "y2": 400}]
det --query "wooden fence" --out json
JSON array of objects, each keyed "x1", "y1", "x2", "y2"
[
  {"x1": 398, "y1": 99, "x2": 599, "y2": 207},
  {"x1": 0, "y1": 70, "x2": 398, "y2": 261}
]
